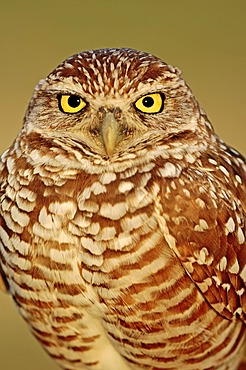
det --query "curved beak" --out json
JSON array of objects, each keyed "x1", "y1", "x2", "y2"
[{"x1": 101, "y1": 112, "x2": 120, "y2": 158}]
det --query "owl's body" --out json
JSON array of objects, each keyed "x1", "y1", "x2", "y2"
[{"x1": 0, "y1": 49, "x2": 245, "y2": 370}]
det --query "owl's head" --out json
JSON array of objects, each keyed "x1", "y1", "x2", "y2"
[{"x1": 24, "y1": 48, "x2": 211, "y2": 162}]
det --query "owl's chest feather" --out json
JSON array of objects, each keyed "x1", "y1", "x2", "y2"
[
  {"x1": 0, "y1": 159, "x2": 168, "y2": 295},
  {"x1": 1, "y1": 156, "x2": 245, "y2": 370}
]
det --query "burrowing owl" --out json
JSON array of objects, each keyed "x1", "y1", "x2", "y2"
[{"x1": 0, "y1": 48, "x2": 245, "y2": 370}]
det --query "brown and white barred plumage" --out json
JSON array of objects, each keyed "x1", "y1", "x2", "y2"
[{"x1": 0, "y1": 48, "x2": 245, "y2": 370}]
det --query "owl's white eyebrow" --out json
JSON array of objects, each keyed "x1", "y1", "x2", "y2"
[
  {"x1": 45, "y1": 79, "x2": 84, "y2": 96},
  {"x1": 46, "y1": 90, "x2": 84, "y2": 99}
]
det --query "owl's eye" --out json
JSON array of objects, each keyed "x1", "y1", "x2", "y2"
[
  {"x1": 58, "y1": 95, "x2": 87, "y2": 114},
  {"x1": 135, "y1": 93, "x2": 165, "y2": 114}
]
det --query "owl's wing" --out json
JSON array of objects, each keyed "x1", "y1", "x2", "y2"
[
  {"x1": 0, "y1": 264, "x2": 8, "y2": 292},
  {"x1": 0, "y1": 160, "x2": 9, "y2": 293},
  {"x1": 158, "y1": 155, "x2": 246, "y2": 322}
]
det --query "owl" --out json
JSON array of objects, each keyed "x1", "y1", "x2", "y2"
[{"x1": 0, "y1": 48, "x2": 245, "y2": 370}]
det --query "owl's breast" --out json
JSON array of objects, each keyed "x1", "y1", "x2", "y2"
[{"x1": 1, "y1": 150, "x2": 245, "y2": 370}]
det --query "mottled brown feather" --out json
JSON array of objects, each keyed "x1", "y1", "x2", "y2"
[{"x1": 0, "y1": 48, "x2": 245, "y2": 370}]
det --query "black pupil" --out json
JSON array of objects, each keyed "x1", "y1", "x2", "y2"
[
  {"x1": 142, "y1": 96, "x2": 154, "y2": 108},
  {"x1": 68, "y1": 95, "x2": 81, "y2": 108}
]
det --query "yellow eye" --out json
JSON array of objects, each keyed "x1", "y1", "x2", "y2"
[
  {"x1": 58, "y1": 94, "x2": 87, "y2": 114},
  {"x1": 135, "y1": 93, "x2": 165, "y2": 114}
]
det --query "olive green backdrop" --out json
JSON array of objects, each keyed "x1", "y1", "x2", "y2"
[{"x1": 0, "y1": 1, "x2": 245, "y2": 369}]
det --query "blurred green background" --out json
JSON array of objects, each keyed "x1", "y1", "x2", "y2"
[{"x1": 0, "y1": 1, "x2": 245, "y2": 369}]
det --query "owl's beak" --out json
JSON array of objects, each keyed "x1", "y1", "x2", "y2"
[{"x1": 101, "y1": 112, "x2": 120, "y2": 158}]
